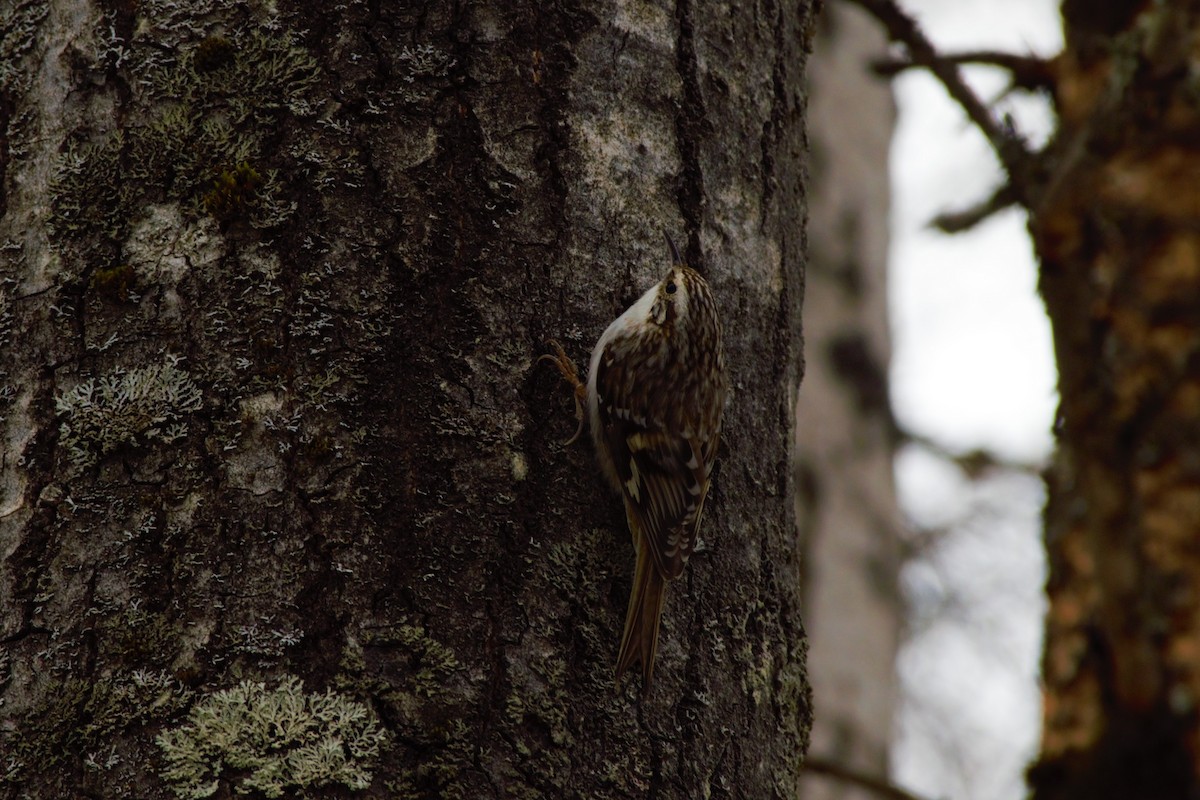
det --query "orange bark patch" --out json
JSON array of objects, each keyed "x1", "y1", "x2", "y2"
[
  {"x1": 1053, "y1": 51, "x2": 1110, "y2": 129},
  {"x1": 1061, "y1": 525, "x2": 1097, "y2": 583},
  {"x1": 1144, "y1": 323, "x2": 1195, "y2": 363},
  {"x1": 1167, "y1": 634, "x2": 1200, "y2": 675},
  {"x1": 1106, "y1": 317, "x2": 1192, "y2": 423},
  {"x1": 1141, "y1": 483, "x2": 1200, "y2": 568},
  {"x1": 1045, "y1": 626, "x2": 1089, "y2": 684},
  {"x1": 1169, "y1": 379, "x2": 1200, "y2": 417},
  {"x1": 1102, "y1": 147, "x2": 1200, "y2": 221},
  {"x1": 1042, "y1": 670, "x2": 1105, "y2": 757},
  {"x1": 1142, "y1": 234, "x2": 1200, "y2": 300}
]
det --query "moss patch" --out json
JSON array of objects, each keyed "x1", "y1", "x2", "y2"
[
  {"x1": 91, "y1": 262, "x2": 135, "y2": 300},
  {"x1": 201, "y1": 160, "x2": 263, "y2": 219}
]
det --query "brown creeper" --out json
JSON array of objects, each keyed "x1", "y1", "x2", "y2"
[{"x1": 543, "y1": 234, "x2": 727, "y2": 690}]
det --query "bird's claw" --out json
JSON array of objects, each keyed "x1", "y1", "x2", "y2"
[{"x1": 539, "y1": 340, "x2": 587, "y2": 445}]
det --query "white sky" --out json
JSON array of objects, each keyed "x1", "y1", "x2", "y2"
[
  {"x1": 890, "y1": 0, "x2": 1060, "y2": 462},
  {"x1": 887, "y1": 2, "x2": 1062, "y2": 799}
]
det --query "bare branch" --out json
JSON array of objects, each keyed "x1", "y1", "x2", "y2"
[
  {"x1": 873, "y1": 50, "x2": 1054, "y2": 93},
  {"x1": 929, "y1": 183, "x2": 1019, "y2": 233},
  {"x1": 805, "y1": 757, "x2": 939, "y2": 800},
  {"x1": 843, "y1": 0, "x2": 1034, "y2": 203}
]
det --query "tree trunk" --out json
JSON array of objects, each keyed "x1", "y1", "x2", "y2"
[
  {"x1": 1031, "y1": 2, "x2": 1200, "y2": 797},
  {"x1": 0, "y1": 1, "x2": 815, "y2": 798},
  {"x1": 798, "y1": 4, "x2": 901, "y2": 800}
]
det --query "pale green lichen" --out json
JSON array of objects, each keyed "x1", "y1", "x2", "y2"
[
  {"x1": 49, "y1": 22, "x2": 321, "y2": 268},
  {"x1": 1, "y1": 669, "x2": 193, "y2": 785},
  {"x1": 55, "y1": 356, "x2": 202, "y2": 467},
  {"x1": 0, "y1": 283, "x2": 12, "y2": 352},
  {"x1": 0, "y1": 0, "x2": 48, "y2": 95},
  {"x1": 48, "y1": 134, "x2": 133, "y2": 245},
  {"x1": 361, "y1": 624, "x2": 460, "y2": 701},
  {"x1": 155, "y1": 677, "x2": 387, "y2": 799},
  {"x1": 394, "y1": 44, "x2": 456, "y2": 104},
  {"x1": 385, "y1": 720, "x2": 475, "y2": 800},
  {"x1": 230, "y1": 623, "x2": 303, "y2": 657},
  {"x1": 128, "y1": 26, "x2": 319, "y2": 222}
]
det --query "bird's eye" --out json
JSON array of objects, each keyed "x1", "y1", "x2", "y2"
[{"x1": 666, "y1": 281, "x2": 677, "y2": 295}]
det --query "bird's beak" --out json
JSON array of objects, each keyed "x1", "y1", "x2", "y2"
[{"x1": 664, "y1": 232, "x2": 684, "y2": 266}]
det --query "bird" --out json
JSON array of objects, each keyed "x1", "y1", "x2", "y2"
[{"x1": 541, "y1": 233, "x2": 727, "y2": 691}]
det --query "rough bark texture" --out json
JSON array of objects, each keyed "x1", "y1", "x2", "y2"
[
  {"x1": 1030, "y1": 1, "x2": 1200, "y2": 797},
  {"x1": 797, "y1": 4, "x2": 900, "y2": 800},
  {"x1": 0, "y1": 0, "x2": 814, "y2": 798}
]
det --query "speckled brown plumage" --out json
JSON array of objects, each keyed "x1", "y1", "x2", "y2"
[{"x1": 593, "y1": 267, "x2": 726, "y2": 575}]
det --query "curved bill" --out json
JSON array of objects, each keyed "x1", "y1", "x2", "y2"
[{"x1": 664, "y1": 232, "x2": 684, "y2": 266}]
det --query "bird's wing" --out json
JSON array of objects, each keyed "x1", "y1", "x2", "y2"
[{"x1": 595, "y1": 338, "x2": 713, "y2": 579}]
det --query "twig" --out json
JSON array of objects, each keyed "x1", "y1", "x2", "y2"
[
  {"x1": 903, "y1": 428, "x2": 1046, "y2": 479},
  {"x1": 873, "y1": 50, "x2": 1053, "y2": 92},
  {"x1": 805, "y1": 757, "x2": 939, "y2": 800},
  {"x1": 929, "y1": 183, "x2": 1019, "y2": 233}
]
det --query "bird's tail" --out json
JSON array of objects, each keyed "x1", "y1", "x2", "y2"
[{"x1": 615, "y1": 542, "x2": 667, "y2": 692}]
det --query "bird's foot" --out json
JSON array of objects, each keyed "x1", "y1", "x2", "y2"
[{"x1": 539, "y1": 340, "x2": 587, "y2": 445}]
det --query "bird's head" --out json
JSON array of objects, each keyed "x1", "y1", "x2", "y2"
[{"x1": 649, "y1": 234, "x2": 700, "y2": 329}]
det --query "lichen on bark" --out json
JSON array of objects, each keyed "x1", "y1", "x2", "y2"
[{"x1": 0, "y1": 0, "x2": 814, "y2": 797}]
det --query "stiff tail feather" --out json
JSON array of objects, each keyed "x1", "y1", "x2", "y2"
[{"x1": 615, "y1": 544, "x2": 667, "y2": 692}]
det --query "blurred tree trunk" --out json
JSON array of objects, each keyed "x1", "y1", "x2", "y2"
[
  {"x1": 0, "y1": 0, "x2": 815, "y2": 798},
  {"x1": 798, "y1": 4, "x2": 901, "y2": 800},
  {"x1": 1030, "y1": 2, "x2": 1200, "y2": 797},
  {"x1": 826, "y1": 0, "x2": 1200, "y2": 795}
]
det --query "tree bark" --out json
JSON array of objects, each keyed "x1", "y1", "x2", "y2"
[
  {"x1": 798, "y1": 4, "x2": 901, "y2": 800},
  {"x1": 1030, "y1": 1, "x2": 1200, "y2": 797},
  {"x1": 0, "y1": 1, "x2": 815, "y2": 798}
]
